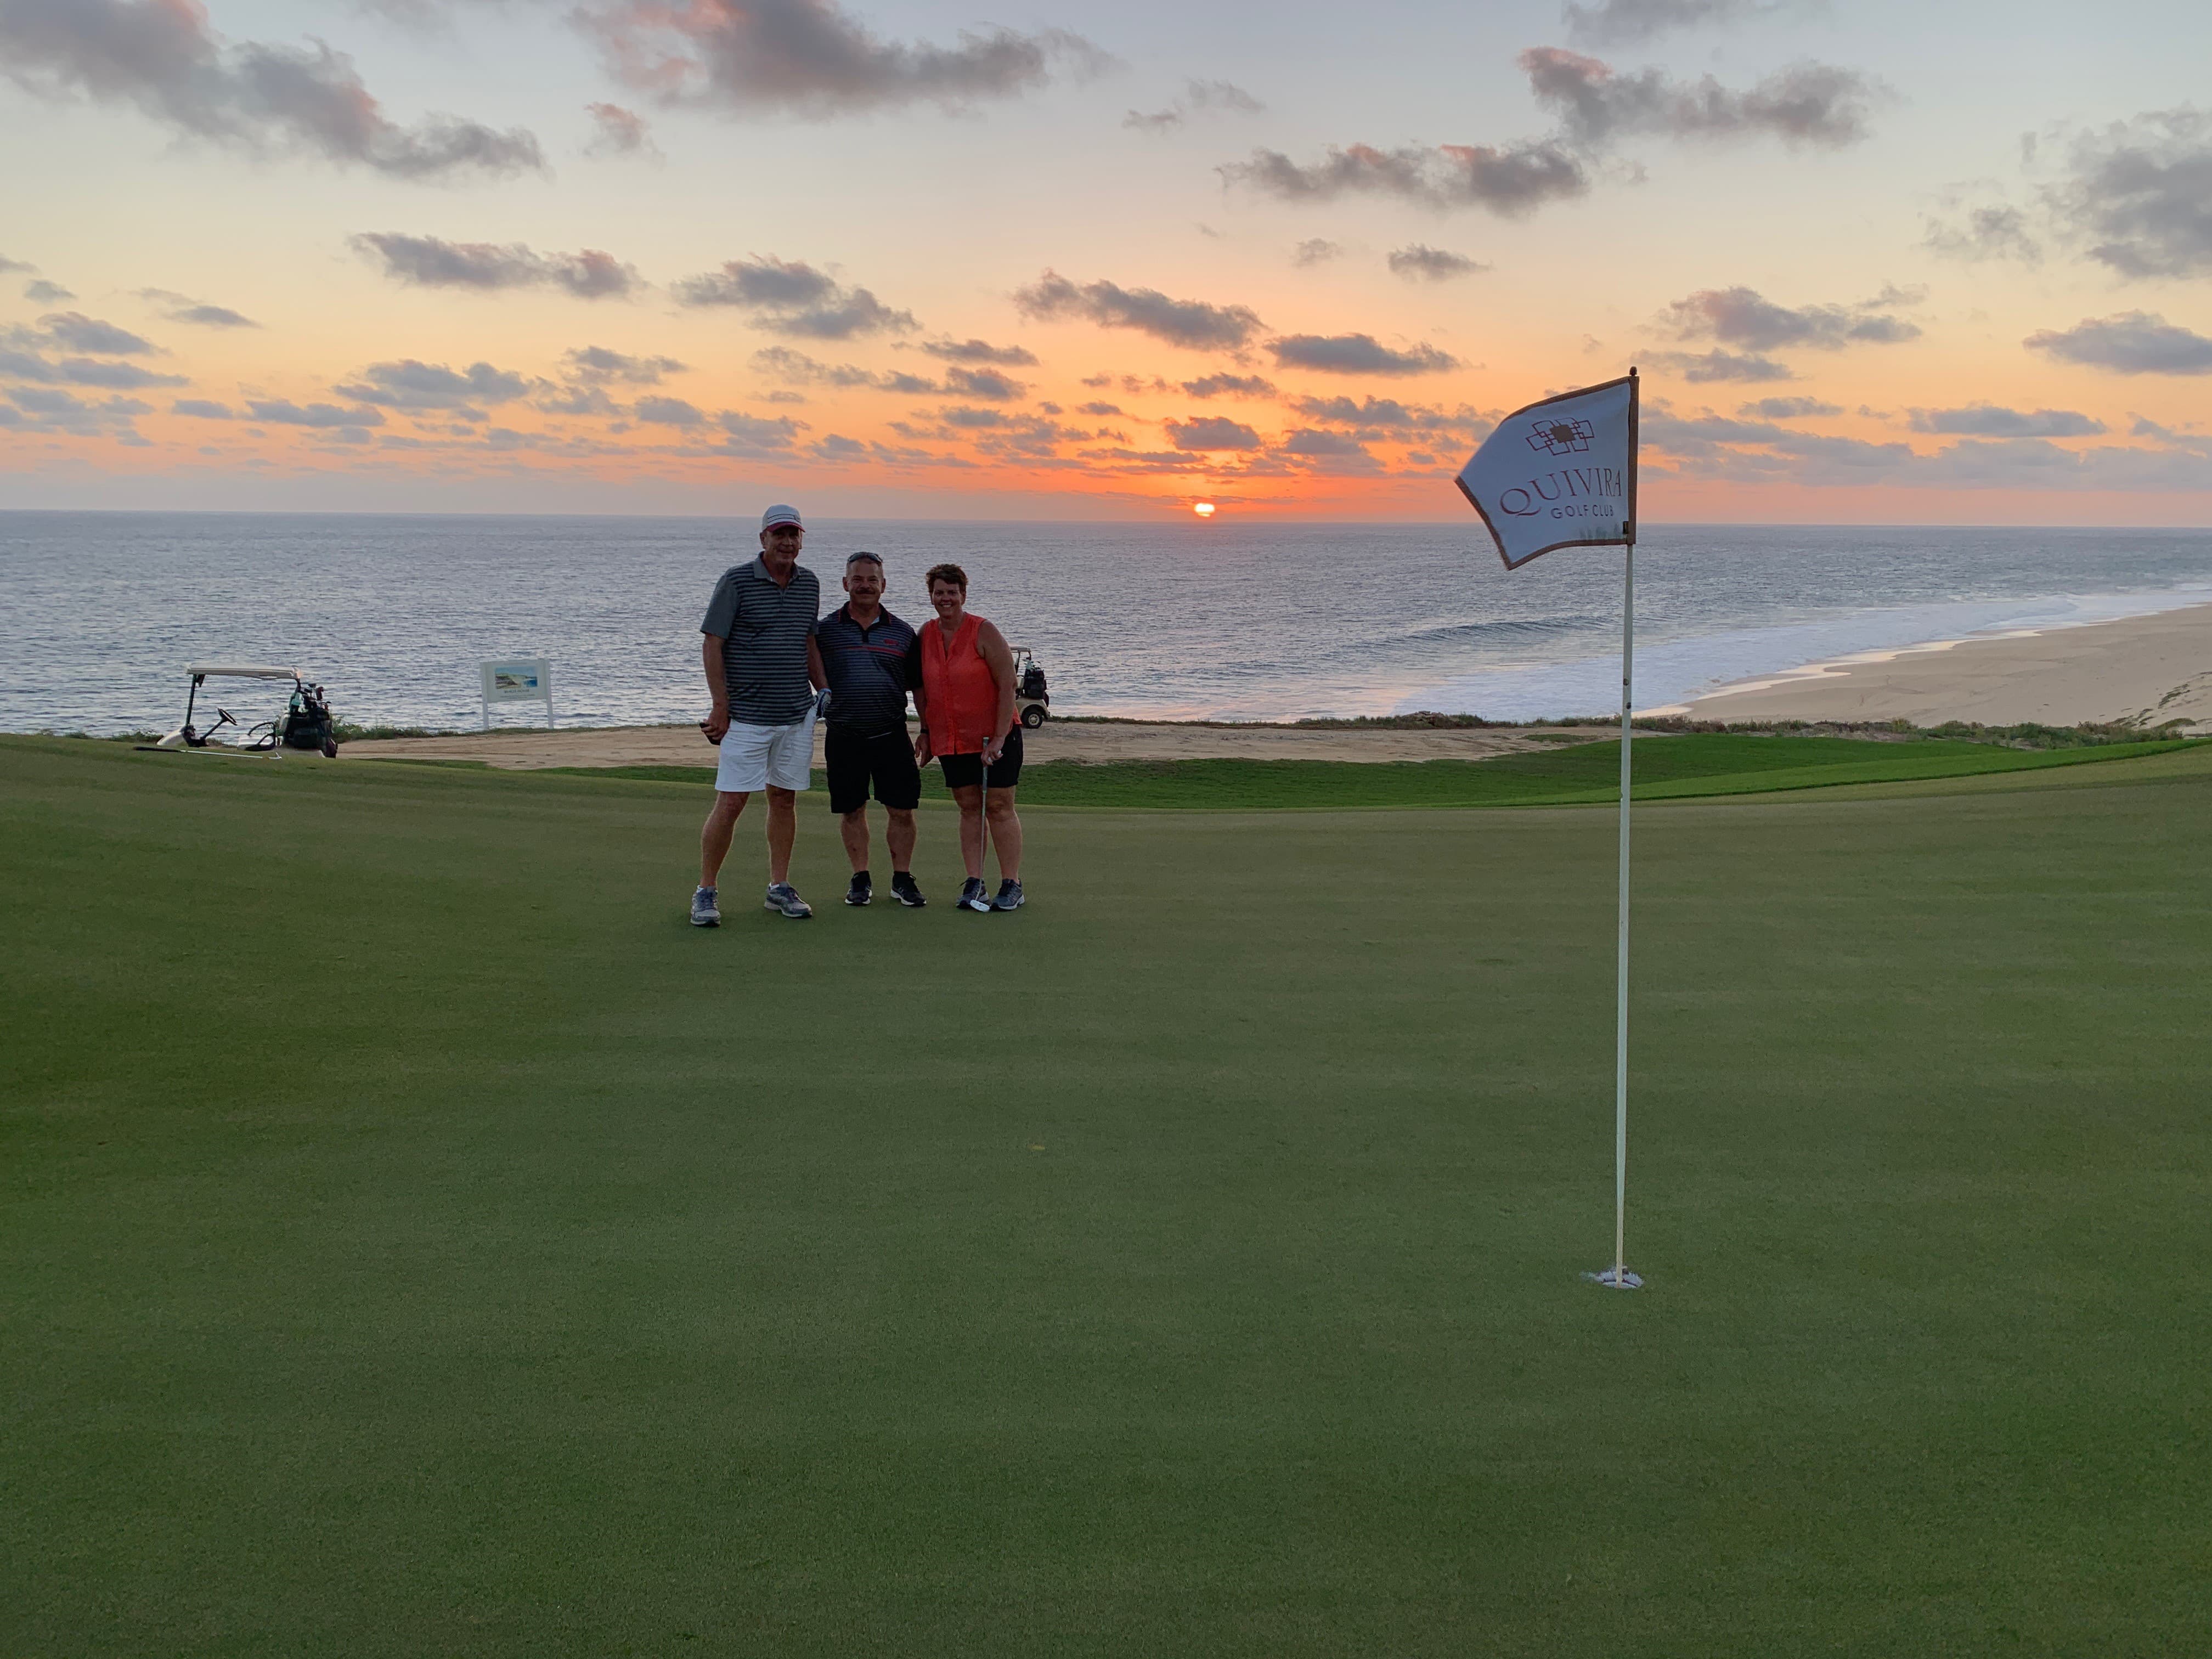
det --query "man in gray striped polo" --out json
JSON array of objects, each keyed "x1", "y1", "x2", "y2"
[{"x1": 692, "y1": 504, "x2": 826, "y2": 925}]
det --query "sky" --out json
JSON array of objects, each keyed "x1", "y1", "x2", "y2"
[{"x1": 2, "y1": 0, "x2": 2210, "y2": 523}]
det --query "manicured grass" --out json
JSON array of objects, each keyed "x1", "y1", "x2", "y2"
[
  {"x1": 3, "y1": 736, "x2": 2209, "y2": 1656},
  {"x1": 526, "y1": 731, "x2": 2200, "y2": 809}
]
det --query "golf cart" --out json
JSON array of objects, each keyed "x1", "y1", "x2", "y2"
[
  {"x1": 143, "y1": 664, "x2": 340, "y2": 758},
  {"x1": 1012, "y1": 647, "x2": 1050, "y2": 729}
]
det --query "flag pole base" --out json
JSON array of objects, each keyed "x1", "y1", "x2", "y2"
[{"x1": 1583, "y1": 1267, "x2": 1644, "y2": 1289}]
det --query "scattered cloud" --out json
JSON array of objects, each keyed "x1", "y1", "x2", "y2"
[
  {"x1": 584, "y1": 101, "x2": 658, "y2": 159},
  {"x1": 672, "y1": 255, "x2": 916, "y2": 338},
  {"x1": 1125, "y1": 77, "x2": 1264, "y2": 134},
  {"x1": 1268, "y1": 334, "x2": 1460, "y2": 376},
  {"x1": 332, "y1": 359, "x2": 532, "y2": 415},
  {"x1": 0, "y1": 253, "x2": 30, "y2": 273},
  {"x1": 1739, "y1": 396, "x2": 1839, "y2": 419},
  {"x1": 1522, "y1": 47, "x2": 1884, "y2": 150},
  {"x1": 137, "y1": 288, "x2": 260, "y2": 328},
  {"x1": 1908, "y1": 404, "x2": 2107, "y2": 438},
  {"x1": 350, "y1": 233, "x2": 644, "y2": 300},
  {"x1": 634, "y1": 394, "x2": 706, "y2": 426},
  {"x1": 1922, "y1": 202, "x2": 2042, "y2": 266},
  {"x1": 1663, "y1": 285, "x2": 1922, "y2": 351},
  {"x1": 1645, "y1": 347, "x2": 1794, "y2": 382},
  {"x1": 919, "y1": 337, "x2": 1037, "y2": 366},
  {"x1": 1223, "y1": 140, "x2": 1588, "y2": 216},
  {"x1": 1014, "y1": 270, "x2": 1263, "y2": 351},
  {"x1": 578, "y1": 0, "x2": 1114, "y2": 120},
  {"x1": 22, "y1": 278, "x2": 73, "y2": 302},
  {"x1": 2045, "y1": 108, "x2": 2212, "y2": 280},
  {"x1": 1076, "y1": 400, "x2": 1122, "y2": 415},
  {"x1": 2024, "y1": 312, "x2": 2212, "y2": 376},
  {"x1": 1287, "y1": 394, "x2": 1487, "y2": 436},
  {"x1": 1562, "y1": 0, "x2": 1807, "y2": 45},
  {"x1": 36, "y1": 312, "x2": 157, "y2": 354},
  {"x1": 943, "y1": 365, "x2": 1025, "y2": 400},
  {"x1": 1165, "y1": 415, "x2": 1263, "y2": 452},
  {"x1": 1387, "y1": 244, "x2": 1489, "y2": 281},
  {"x1": 245, "y1": 399, "x2": 386, "y2": 428},
  {"x1": 1181, "y1": 373, "x2": 1276, "y2": 398},
  {"x1": 171, "y1": 398, "x2": 234, "y2": 419},
  {"x1": 0, "y1": 0, "x2": 542, "y2": 179},
  {"x1": 1291, "y1": 238, "x2": 1344, "y2": 267},
  {"x1": 563, "y1": 345, "x2": 686, "y2": 383}
]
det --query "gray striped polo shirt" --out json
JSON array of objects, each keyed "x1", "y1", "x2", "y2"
[{"x1": 701, "y1": 556, "x2": 820, "y2": 725}]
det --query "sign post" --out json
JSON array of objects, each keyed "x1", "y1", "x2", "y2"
[
  {"x1": 480, "y1": 658, "x2": 554, "y2": 731},
  {"x1": 1453, "y1": 369, "x2": 1644, "y2": 1289}
]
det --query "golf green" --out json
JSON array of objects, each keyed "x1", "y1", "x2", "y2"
[{"x1": 3, "y1": 736, "x2": 2208, "y2": 1656}]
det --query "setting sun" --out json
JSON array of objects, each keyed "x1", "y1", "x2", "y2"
[{"x1": 1193, "y1": 503, "x2": 1216, "y2": 518}]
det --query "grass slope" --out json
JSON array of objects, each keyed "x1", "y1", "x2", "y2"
[
  {"x1": 3, "y1": 736, "x2": 2209, "y2": 1656},
  {"x1": 526, "y1": 732, "x2": 2200, "y2": 810}
]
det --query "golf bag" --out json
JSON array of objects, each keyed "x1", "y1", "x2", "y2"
[
  {"x1": 281, "y1": 681, "x2": 338, "y2": 754},
  {"x1": 1019, "y1": 660, "x2": 1048, "y2": 701}
]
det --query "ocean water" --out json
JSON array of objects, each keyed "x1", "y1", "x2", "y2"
[{"x1": 3, "y1": 512, "x2": 2211, "y2": 733}]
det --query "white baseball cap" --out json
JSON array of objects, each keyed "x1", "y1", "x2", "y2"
[{"x1": 760, "y1": 503, "x2": 803, "y2": 531}]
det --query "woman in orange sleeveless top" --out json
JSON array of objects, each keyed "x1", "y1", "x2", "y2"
[{"x1": 915, "y1": 561, "x2": 1024, "y2": 911}]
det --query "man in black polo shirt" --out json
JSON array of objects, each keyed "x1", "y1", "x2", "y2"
[{"x1": 814, "y1": 551, "x2": 927, "y2": 908}]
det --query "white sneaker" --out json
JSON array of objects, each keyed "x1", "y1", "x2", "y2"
[
  {"x1": 690, "y1": 887, "x2": 720, "y2": 927},
  {"x1": 764, "y1": 882, "x2": 813, "y2": 919}
]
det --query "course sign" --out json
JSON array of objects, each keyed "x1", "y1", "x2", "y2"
[{"x1": 481, "y1": 657, "x2": 554, "y2": 729}]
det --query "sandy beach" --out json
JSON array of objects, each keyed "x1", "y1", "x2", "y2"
[{"x1": 1675, "y1": 602, "x2": 2212, "y2": 732}]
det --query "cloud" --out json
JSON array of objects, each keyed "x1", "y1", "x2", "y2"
[
  {"x1": 29, "y1": 312, "x2": 154, "y2": 355},
  {"x1": 1181, "y1": 373, "x2": 1276, "y2": 398},
  {"x1": 136, "y1": 287, "x2": 261, "y2": 328},
  {"x1": 1663, "y1": 285, "x2": 1921, "y2": 351},
  {"x1": 1387, "y1": 244, "x2": 1489, "y2": 281},
  {"x1": 1563, "y1": 0, "x2": 1796, "y2": 44},
  {"x1": 1125, "y1": 77, "x2": 1263, "y2": 133},
  {"x1": 634, "y1": 395, "x2": 705, "y2": 425},
  {"x1": 2024, "y1": 313, "x2": 2212, "y2": 376},
  {"x1": 332, "y1": 359, "x2": 532, "y2": 413},
  {"x1": 584, "y1": 100, "x2": 657, "y2": 158},
  {"x1": 1165, "y1": 415, "x2": 1263, "y2": 451},
  {"x1": 1014, "y1": 270, "x2": 1262, "y2": 351},
  {"x1": 1922, "y1": 203, "x2": 2042, "y2": 266},
  {"x1": 672, "y1": 255, "x2": 915, "y2": 338},
  {"x1": 1739, "y1": 396, "x2": 1839, "y2": 419},
  {"x1": 1286, "y1": 394, "x2": 1487, "y2": 436},
  {"x1": 350, "y1": 233, "x2": 643, "y2": 300},
  {"x1": 0, "y1": 0, "x2": 541, "y2": 179},
  {"x1": 1645, "y1": 347, "x2": 1793, "y2": 382},
  {"x1": 934, "y1": 365, "x2": 1019, "y2": 400},
  {"x1": 23, "y1": 278, "x2": 72, "y2": 302},
  {"x1": 171, "y1": 398, "x2": 233, "y2": 418},
  {"x1": 1524, "y1": 47, "x2": 1883, "y2": 150},
  {"x1": 1290, "y1": 238, "x2": 1343, "y2": 267},
  {"x1": 563, "y1": 345, "x2": 686, "y2": 383},
  {"x1": 1908, "y1": 405, "x2": 2107, "y2": 438},
  {"x1": 1223, "y1": 139, "x2": 1588, "y2": 216},
  {"x1": 919, "y1": 336, "x2": 1037, "y2": 366},
  {"x1": 2045, "y1": 108, "x2": 2212, "y2": 280},
  {"x1": 1268, "y1": 334, "x2": 1460, "y2": 376},
  {"x1": 1076, "y1": 400, "x2": 1122, "y2": 415},
  {"x1": 245, "y1": 399, "x2": 386, "y2": 428},
  {"x1": 0, "y1": 253, "x2": 30, "y2": 272},
  {"x1": 50, "y1": 357, "x2": 185, "y2": 388},
  {"x1": 578, "y1": 0, "x2": 1113, "y2": 120}
]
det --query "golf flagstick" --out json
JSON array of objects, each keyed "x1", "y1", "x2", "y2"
[{"x1": 1451, "y1": 366, "x2": 1644, "y2": 1290}]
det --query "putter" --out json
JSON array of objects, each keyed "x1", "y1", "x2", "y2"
[{"x1": 971, "y1": 749, "x2": 993, "y2": 911}]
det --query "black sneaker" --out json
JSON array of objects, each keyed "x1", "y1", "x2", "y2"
[
  {"x1": 891, "y1": 872, "x2": 926, "y2": 908},
  {"x1": 845, "y1": 872, "x2": 872, "y2": 907},
  {"x1": 958, "y1": 877, "x2": 992, "y2": 913},
  {"x1": 992, "y1": 879, "x2": 1024, "y2": 911}
]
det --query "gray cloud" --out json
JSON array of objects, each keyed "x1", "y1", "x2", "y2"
[
  {"x1": 634, "y1": 395, "x2": 705, "y2": 426},
  {"x1": 1182, "y1": 373, "x2": 1276, "y2": 398},
  {"x1": 1922, "y1": 203, "x2": 2042, "y2": 266},
  {"x1": 1125, "y1": 77, "x2": 1263, "y2": 134},
  {"x1": 1739, "y1": 396, "x2": 1839, "y2": 418},
  {"x1": 2046, "y1": 108, "x2": 2212, "y2": 280},
  {"x1": 673, "y1": 255, "x2": 915, "y2": 338},
  {"x1": 137, "y1": 288, "x2": 261, "y2": 328},
  {"x1": 2024, "y1": 312, "x2": 2212, "y2": 376},
  {"x1": 351, "y1": 233, "x2": 642, "y2": 300},
  {"x1": 1387, "y1": 244, "x2": 1489, "y2": 281},
  {"x1": 584, "y1": 100, "x2": 657, "y2": 159},
  {"x1": 1165, "y1": 415, "x2": 1263, "y2": 451},
  {"x1": 1288, "y1": 394, "x2": 1486, "y2": 435},
  {"x1": 579, "y1": 0, "x2": 1113, "y2": 120},
  {"x1": 1014, "y1": 271, "x2": 1262, "y2": 351},
  {"x1": 245, "y1": 399, "x2": 386, "y2": 428},
  {"x1": 1563, "y1": 0, "x2": 1810, "y2": 47},
  {"x1": 332, "y1": 359, "x2": 532, "y2": 414},
  {"x1": 1645, "y1": 347, "x2": 1794, "y2": 382},
  {"x1": 1664, "y1": 285, "x2": 1921, "y2": 351},
  {"x1": 171, "y1": 398, "x2": 233, "y2": 419},
  {"x1": 1223, "y1": 139, "x2": 1588, "y2": 216},
  {"x1": 1523, "y1": 48, "x2": 1883, "y2": 149},
  {"x1": 1908, "y1": 405, "x2": 2107, "y2": 438},
  {"x1": 563, "y1": 345, "x2": 685, "y2": 383},
  {"x1": 23, "y1": 278, "x2": 72, "y2": 302},
  {"x1": 33, "y1": 311, "x2": 156, "y2": 354},
  {"x1": 0, "y1": 253, "x2": 29, "y2": 272},
  {"x1": 938, "y1": 365, "x2": 1021, "y2": 400},
  {"x1": 1291, "y1": 238, "x2": 1343, "y2": 267},
  {"x1": 919, "y1": 336, "x2": 1037, "y2": 366},
  {"x1": 0, "y1": 0, "x2": 541, "y2": 179},
  {"x1": 1077, "y1": 400, "x2": 1122, "y2": 415},
  {"x1": 1268, "y1": 334, "x2": 1460, "y2": 376}
]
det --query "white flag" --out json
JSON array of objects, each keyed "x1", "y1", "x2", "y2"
[{"x1": 1455, "y1": 374, "x2": 1638, "y2": 569}]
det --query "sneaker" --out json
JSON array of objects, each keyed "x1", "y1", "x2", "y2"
[
  {"x1": 690, "y1": 886, "x2": 720, "y2": 927},
  {"x1": 958, "y1": 877, "x2": 992, "y2": 913},
  {"x1": 891, "y1": 872, "x2": 927, "y2": 909},
  {"x1": 764, "y1": 882, "x2": 813, "y2": 919},
  {"x1": 845, "y1": 872, "x2": 872, "y2": 907},
  {"x1": 992, "y1": 879, "x2": 1025, "y2": 912}
]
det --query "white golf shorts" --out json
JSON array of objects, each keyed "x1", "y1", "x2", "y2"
[{"x1": 715, "y1": 717, "x2": 812, "y2": 794}]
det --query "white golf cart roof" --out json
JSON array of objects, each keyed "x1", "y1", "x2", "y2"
[{"x1": 188, "y1": 663, "x2": 303, "y2": 680}]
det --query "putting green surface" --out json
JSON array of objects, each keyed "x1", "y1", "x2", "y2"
[{"x1": 3, "y1": 736, "x2": 2208, "y2": 1656}]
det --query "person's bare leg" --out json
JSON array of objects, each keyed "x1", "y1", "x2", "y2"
[
  {"x1": 885, "y1": 807, "x2": 917, "y2": 873},
  {"x1": 839, "y1": 805, "x2": 872, "y2": 873},
  {"x1": 984, "y1": 790, "x2": 1022, "y2": 881},
  {"x1": 765, "y1": 787, "x2": 798, "y2": 885},
  {"x1": 950, "y1": 783, "x2": 985, "y2": 878},
  {"x1": 699, "y1": 791, "x2": 748, "y2": 888}
]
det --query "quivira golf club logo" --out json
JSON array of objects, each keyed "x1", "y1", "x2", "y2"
[{"x1": 1527, "y1": 416, "x2": 1595, "y2": 458}]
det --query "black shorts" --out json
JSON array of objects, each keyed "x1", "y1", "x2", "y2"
[
  {"x1": 937, "y1": 725, "x2": 1023, "y2": 791},
  {"x1": 825, "y1": 725, "x2": 922, "y2": 814}
]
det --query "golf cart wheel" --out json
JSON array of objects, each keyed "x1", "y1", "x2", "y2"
[{"x1": 1021, "y1": 705, "x2": 1046, "y2": 729}]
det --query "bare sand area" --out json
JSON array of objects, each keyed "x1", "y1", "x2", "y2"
[
  {"x1": 346, "y1": 721, "x2": 1630, "y2": 770},
  {"x1": 1677, "y1": 602, "x2": 2212, "y2": 733}
]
